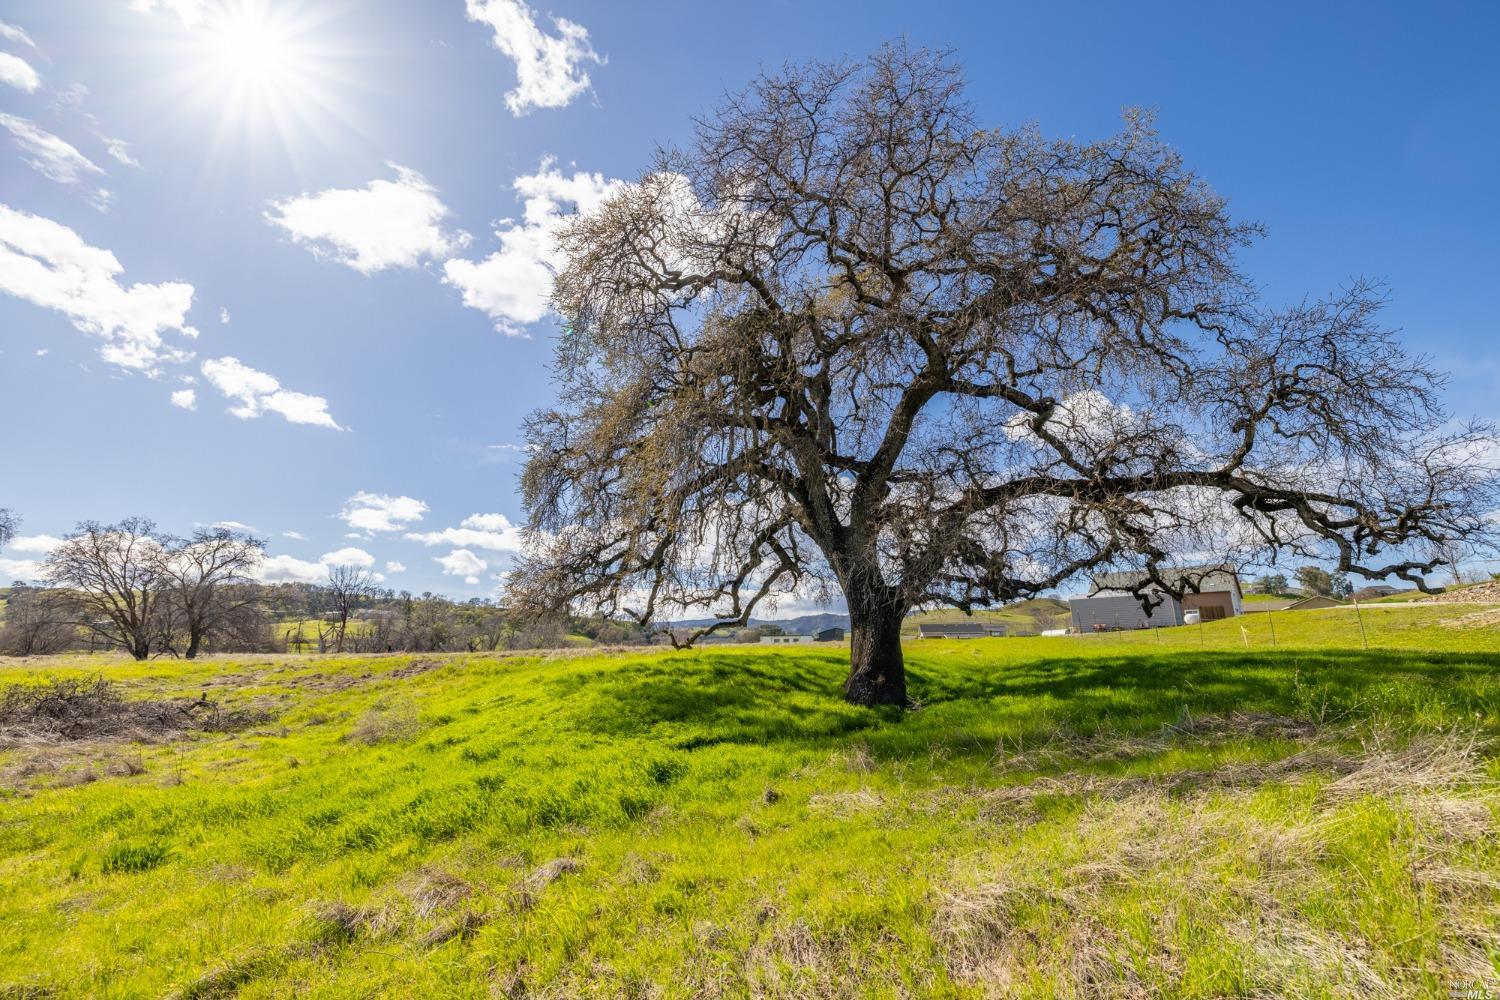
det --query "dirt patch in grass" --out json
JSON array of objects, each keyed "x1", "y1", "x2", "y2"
[
  {"x1": 0, "y1": 677, "x2": 273, "y2": 748},
  {"x1": 280, "y1": 659, "x2": 448, "y2": 695},
  {"x1": 1439, "y1": 608, "x2": 1500, "y2": 629},
  {"x1": 389, "y1": 658, "x2": 444, "y2": 680}
]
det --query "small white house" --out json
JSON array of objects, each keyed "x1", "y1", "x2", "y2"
[{"x1": 760, "y1": 635, "x2": 813, "y2": 645}]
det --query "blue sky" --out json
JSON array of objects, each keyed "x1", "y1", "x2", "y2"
[{"x1": 1, "y1": 0, "x2": 1497, "y2": 598}]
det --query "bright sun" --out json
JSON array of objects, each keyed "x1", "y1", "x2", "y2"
[
  {"x1": 211, "y1": 8, "x2": 290, "y2": 86},
  {"x1": 157, "y1": 0, "x2": 357, "y2": 159}
]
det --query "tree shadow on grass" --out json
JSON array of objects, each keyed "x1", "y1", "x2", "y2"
[
  {"x1": 554, "y1": 651, "x2": 877, "y2": 747},
  {"x1": 554, "y1": 646, "x2": 1500, "y2": 762}
]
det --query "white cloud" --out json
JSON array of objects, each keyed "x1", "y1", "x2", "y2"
[
  {"x1": 266, "y1": 164, "x2": 469, "y2": 274},
  {"x1": 1004, "y1": 389, "x2": 1146, "y2": 453},
  {"x1": 0, "y1": 203, "x2": 197, "y2": 371},
  {"x1": 255, "y1": 545, "x2": 375, "y2": 583},
  {"x1": 34, "y1": 348, "x2": 47, "y2": 357},
  {"x1": 385, "y1": 561, "x2": 406, "y2": 574},
  {"x1": 465, "y1": 0, "x2": 602, "y2": 115},
  {"x1": 171, "y1": 388, "x2": 197, "y2": 410},
  {"x1": 461, "y1": 513, "x2": 514, "y2": 531},
  {"x1": 282, "y1": 530, "x2": 307, "y2": 541},
  {"x1": 436, "y1": 548, "x2": 487, "y2": 585},
  {"x1": 211, "y1": 520, "x2": 254, "y2": 532},
  {"x1": 0, "y1": 114, "x2": 110, "y2": 208},
  {"x1": 339, "y1": 491, "x2": 428, "y2": 533},
  {"x1": 0, "y1": 21, "x2": 37, "y2": 49},
  {"x1": 53, "y1": 83, "x2": 88, "y2": 112},
  {"x1": 201, "y1": 356, "x2": 344, "y2": 430},
  {"x1": 320, "y1": 546, "x2": 375, "y2": 569},
  {"x1": 10, "y1": 534, "x2": 61, "y2": 554},
  {"x1": 443, "y1": 159, "x2": 623, "y2": 334},
  {"x1": 219, "y1": 307, "x2": 230, "y2": 324},
  {"x1": 102, "y1": 137, "x2": 140, "y2": 169},
  {"x1": 406, "y1": 512, "x2": 525, "y2": 552},
  {"x1": 256, "y1": 554, "x2": 324, "y2": 584},
  {"x1": 129, "y1": 0, "x2": 207, "y2": 26},
  {"x1": 0, "y1": 53, "x2": 40, "y2": 93},
  {"x1": 0, "y1": 558, "x2": 42, "y2": 582}
]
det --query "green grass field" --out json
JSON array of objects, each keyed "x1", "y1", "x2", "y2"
[{"x1": 2, "y1": 605, "x2": 1499, "y2": 998}]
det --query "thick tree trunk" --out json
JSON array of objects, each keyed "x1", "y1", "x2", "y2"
[
  {"x1": 185, "y1": 627, "x2": 202, "y2": 660},
  {"x1": 843, "y1": 597, "x2": 908, "y2": 707}
]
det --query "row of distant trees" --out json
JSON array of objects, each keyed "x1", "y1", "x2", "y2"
[
  {"x1": 0, "y1": 510, "x2": 654, "y2": 659},
  {"x1": 1250, "y1": 541, "x2": 1499, "y2": 598},
  {"x1": 1249, "y1": 568, "x2": 1354, "y2": 599}
]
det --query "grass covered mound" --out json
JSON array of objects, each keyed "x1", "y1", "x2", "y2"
[{"x1": 1, "y1": 609, "x2": 1499, "y2": 998}]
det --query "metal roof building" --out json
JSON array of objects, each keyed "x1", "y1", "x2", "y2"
[
  {"x1": 916, "y1": 622, "x2": 1007, "y2": 639},
  {"x1": 1069, "y1": 564, "x2": 1244, "y2": 631}
]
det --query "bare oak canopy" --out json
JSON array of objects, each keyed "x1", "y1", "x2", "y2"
[{"x1": 509, "y1": 44, "x2": 1499, "y2": 707}]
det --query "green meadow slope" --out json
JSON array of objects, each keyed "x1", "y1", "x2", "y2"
[
  {"x1": 2, "y1": 605, "x2": 1499, "y2": 998},
  {"x1": 901, "y1": 598, "x2": 1072, "y2": 636}
]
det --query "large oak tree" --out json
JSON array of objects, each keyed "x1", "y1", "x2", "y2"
[{"x1": 511, "y1": 44, "x2": 1498, "y2": 706}]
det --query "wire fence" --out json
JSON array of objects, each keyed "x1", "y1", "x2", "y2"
[{"x1": 947, "y1": 602, "x2": 1500, "y2": 654}]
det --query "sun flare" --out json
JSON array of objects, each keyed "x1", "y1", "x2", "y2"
[{"x1": 154, "y1": 0, "x2": 358, "y2": 161}]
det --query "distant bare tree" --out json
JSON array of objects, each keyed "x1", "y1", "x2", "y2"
[
  {"x1": 1433, "y1": 539, "x2": 1481, "y2": 586},
  {"x1": 0, "y1": 509, "x2": 17, "y2": 549},
  {"x1": 43, "y1": 518, "x2": 171, "y2": 660},
  {"x1": 159, "y1": 528, "x2": 266, "y2": 659},
  {"x1": 511, "y1": 43, "x2": 1499, "y2": 705},
  {"x1": 0, "y1": 585, "x2": 76, "y2": 656},
  {"x1": 201, "y1": 590, "x2": 277, "y2": 653},
  {"x1": 1029, "y1": 606, "x2": 1059, "y2": 634},
  {"x1": 324, "y1": 564, "x2": 376, "y2": 653}
]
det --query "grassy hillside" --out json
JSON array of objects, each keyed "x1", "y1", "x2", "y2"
[
  {"x1": 2, "y1": 607, "x2": 1499, "y2": 997},
  {"x1": 902, "y1": 597, "x2": 1071, "y2": 636}
]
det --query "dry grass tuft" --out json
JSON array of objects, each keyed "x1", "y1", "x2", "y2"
[
  {"x1": 401, "y1": 867, "x2": 473, "y2": 919},
  {"x1": 343, "y1": 701, "x2": 421, "y2": 745},
  {"x1": 995, "y1": 711, "x2": 1324, "y2": 774},
  {"x1": 106, "y1": 755, "x2": 147, "y2": 777},
  {"x1": 807, "y1": 788, "x2": 883, "y2": 816},
  {"x1": 933, "y1": 729, "x2": 1500, "y2": 998},
  {"x1": 842, "y1": 743, "x2": 874, "y2": 773},
  {"x1": 741, "y1": 918, "x2": 920, "y2": 1000},
  {"x1": 305, "y1": 901, "x2": 382, "y2": 944},
  {"x1": 513, "y1": 857, "x2": 581, "y2": 910},
  {"x1": 1322, "y1": 729, "x2": 1491, "y2": 801},
  {"x1": 422, "y1": 909, "x2": 486, "y2": 948}
]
